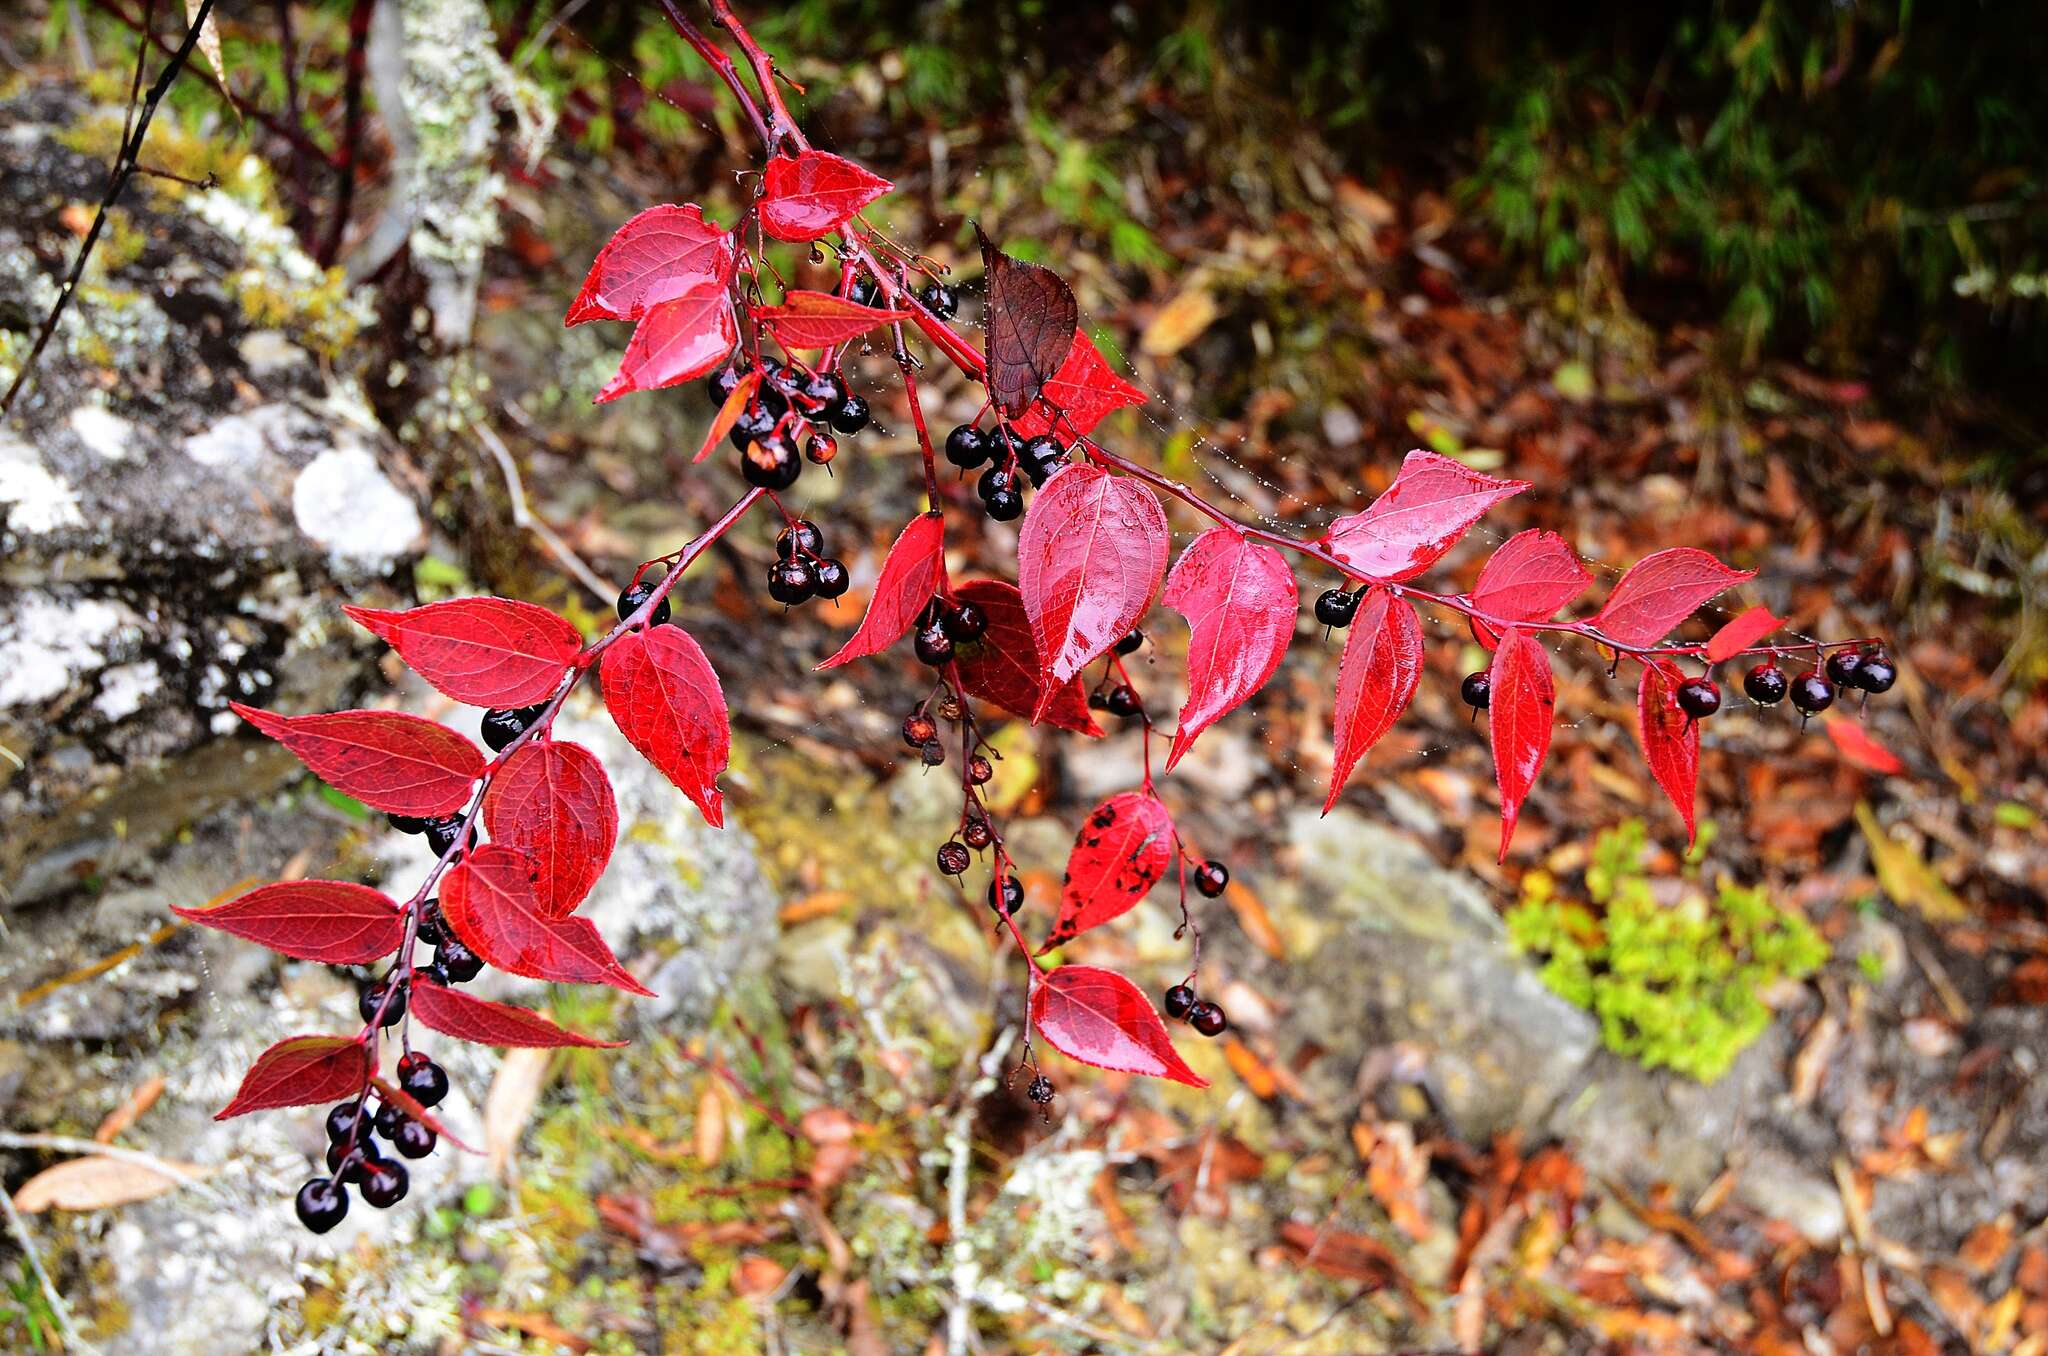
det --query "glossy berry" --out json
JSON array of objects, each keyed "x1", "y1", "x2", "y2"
[
  {"x1": 415, "y1": 961, "x2": 450, "y2": 989},
  {"x1": 847, "y1": 275, "x2": 881, "y2": 308},
  {"x1": 984, "y1": 488, "x2": 1023, "y2": 521},
  {"x1": 706, "y1": 362, "x2": 747, "y2": 405},
  {"x1": 1461, "y1": 671, "x2": 1492, "y2": 711},
  {"x1": 776, "y1": 519, "x2": 823, "y2": 559},
  {"x1": 988, "y1": 874, "x2": 1024, "y2": 915},
  {"x1": 436, "y1": 936, "x2": 484, "y2": 983},
  {"x1": 1790, "y1": 671, "x2": 1835, "y2": 715},
  {"x1": 942, "y1": 601, "x2": 987, "y2": 643},
  {"x1": 388, "y1": 813, "x2": 430, "y2": 836},
  {"x1": 359, "y1": 977, "x2": 406, "y2": 1028},
  {"x1": 944, "y1": 423, "x2": 990, "y2": 468},
  {"x1": 1187, "y1": 1000, "x2": 1228, "y2": 1038},
  {"x1": 360, "y1": 1158, "x2": 409, "y2": 1209},
  {"x1": 902, "y1": 713, "x2": 938, "y2": 748},
  {"x1": 830, "y1": 394, "x2": 871, "y2": 435},
  {"x1": 977, "y1": 464, "x2": 1019, "y2": 501},
  {"x1": 914, "y1": 622, "x2": 954, "y2": 667},
  {"x1": 966, "y1": 755, "x2": 993, "y2": 785},
  {"x1": 1026, "y1": 1075, "x2": 1055, "y2": 1105},
  {"x1": 919, "y1": 281, "x2": 959, "y2": 319},
  {"x1": 415, "y1": 899, "x2": 447, "y2": 948},
  {"x1": 1744, "y1": 662, "x2": 1788, "y2": 705},
  {"x1": 391, "y1": 1118, "x2": 437, "y2": 1160},
  {"x1": 1193, "y1": 860, "x2": 1230, "y2": 897},
  {"x1": 804, "y1": 431, "x2": 838, "y2": 465},
  {"x1": 1676, "y1": 677, "x2": 1721, "y2": 720},
  {"x1": 1854, "y1": 650, "x2": 1896, "y2": 694},
  {"x1": 765, "y1": 362, "x2": 806, "y2": 403},
  {"x1": 920, "y1": 738, "x2": 947, "y2": 767},
  {"x1": 1163, "y1": 984, "x2": 1196, "y2": 1021},
  {"x1": 1104, "y1": 684, "x2": 1142, "y2": 718},
  {"x1": 767, "y1": 558, "x2": 816, "y2": 605},
  {"x1": 480, "y1": 702, "x2": 547, "y2": 752},
  {"x1": 799, "y1": 370, "x2": 847, "y2": 422},
  {"x1": 1314, "y1": 588, "x2": 1359, "y2": 628},
  {"x1": 423, "y1": 815, "x2": 474, "y2": 857},
  {"x1": 1018, "y1": 436, "x2": 1064, "y2": 486},
  {"x1": 1114, "y1": 629, "x2": 1145, "y2": 656},
  {"x1": 962, "y1": 818, "x2": 993, "y2": 850},
  {"x1": 730, "y1": 402, "x2": 779, "y2": 452},
  {"x1": 741, "y1": 436, "x2": 802, "y2": 490},
  {"x1": 1825, "y1": 649, "x2": 1864, "y2": 688},
  {"x1": 326, "y1": 1139, "x2": 382, "y2": 1185},
  {"x1": 618, "y1": 580, "x2": 671, "y2": 627},
  {"x1": 374, "y1": 1102, "x2": 408, "y2": 1140},
  {"x1": 812, "y1": 558, "x2": 850, "y2": 599},
  {"x1": 396, "y1": 1053, "x2": 449, "y2": 1108},
  {"x1": 325, "y1": 1101, "x2": 362, "y2": 1143},
  {"x1": 295, "y1": 1177, "x2": 349, "y2": 1234},
  {"x1": 936, "y1": 841, "x2": 971, "y2": 875}
]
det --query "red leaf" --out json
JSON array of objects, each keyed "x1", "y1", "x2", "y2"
[
  {"x1": 1041, "y1": 792, "x2": 1175, "y2": 950},
  {"x1": 977, "y1": 224, "x2": 1078, "y2": 418},
  {"x1": 1704, "y1": 605, "x2": 1784, "y2": 664},
  {"x1": 1323, "y1": 450, "x2": 1530, "y2": 581},
  {"x1": 343, "y1": 598, "x2": 581, "y2": 707},
  {"x1": 1487, "y1": 627, "x2": 1556, "y2": 861},
  {"x1": 1468, "y1": 529, "x2": 1591, "y2": 623},
  {"x1": 1017, "y1": 465, "x2": 1168, "y2": 712},
  {"x1": 600, "y1": 625, "x2": 729, "y2": 828},
  {"x1": 172, "y1": 880, "x2": 404, "y2": 964},
  {"x1": 1011, "y1": 332, "x2": 1146, "y2": 440},
  {"x1": 696, "y1": 370, "x2": 761, "y2": 464},
  {"x1": 758, "y1": 290, "x2": 911, "y2": 348},
  {"x1": 758, "y1": 150, "x2": 891, "y2": 242},
  {"x1": 1592, "y1": 548, "x2": 1756, "y2": 649},
  {"x1": 1636, "y1": 659, "x2": 1701, "y2": 846},
  {"x1": 1824, "y1": 717, "x2": 1905, "y2": 775},
  {"x1": 1162, "y1": 527, "x2": 1295, "y2": 771},
  {"x1": 951, "y1": 580, "x2": 1102, "y2": 736},
  {"x1": 410, "y1": 981, "x2": 626, "y2": 1049},
  {"x1": 566, "y1": 203, "x2": 735, "y2": 326},
  {"x1": 1323, "y1": 587, "x2": 1424, "y2": 813},
  {"x1": 1030, "y1": 965, "x2": 1206, "y2": 1088},
  {"x1": 214, "y1": 1035, "x2": 367, "y2": 1120},
  {"x1": 482, "y1": 740, "x2": 618, "y2": 917},
  {"x1": 595, "y1": 284, "x2": 738, "y2": 404},
  {"x1": 367, "y1": 1074, "x2": 478, "y2": 1154},
  {"x1": 817, "y1": 513, "x2": 945, "y2": 670},
  {"x1": 441, "y1": 845, "x2": 654, "y2": 996},
  {"x1": 230, "y1": 703, "x2": 482, "y2": 816}
]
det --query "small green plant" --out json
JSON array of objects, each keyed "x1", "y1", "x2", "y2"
[{"x1": 1507, "y1": 820, "x2": 1827, "y2": 1081}]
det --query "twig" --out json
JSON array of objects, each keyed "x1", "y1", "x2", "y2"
[
  {"x1": 318, "y1": 0, "x2": 376, "y2": 267},
  {"x1": 473, "y1": 418, "x2": 615, "y2": 604},
  {"x1": 0, "y1": 1181, "x2": 98, "y2": 1355}
]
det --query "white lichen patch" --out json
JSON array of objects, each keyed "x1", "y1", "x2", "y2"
[
  {"x1": 291, "y1": 442, "x2": 423, "y2": 567},
  {"x1": 0, "y1": 429, "x2": 86, "y2": 533},
  {"x1": 0, "y1": 594, "x2": 133, "y2": 708},
  {"x1": 93, "y1": 658, "x2": 162, "y2": 722},
  {"x1": 183, "y1": 402, "x2": 293, "y2": 469},
  {"x1": 68, "y1": 401, "x2": 137, "y2": 461}
]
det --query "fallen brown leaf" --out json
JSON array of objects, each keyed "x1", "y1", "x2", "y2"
[
  {"x1": 94, "y1": 1074, "x2": 166, "y2": 1143},
  {"x1": 14, "y1": 1154, "x2": 210, "y2": 1213}
]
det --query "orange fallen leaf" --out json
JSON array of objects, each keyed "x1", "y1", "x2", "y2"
[
  {"x1": 95, "y1": 1074, "x2": 166, "y2": 1143},
  {"x1": 14, "y1": 1155, "x2": 211, "y2": 1212},
  {"x1": 779, "y1": 889, "x2": 855, "y2": 925},
  {"x1": 475, "y1": 1309, "x2": 590, "y2": 1352}
]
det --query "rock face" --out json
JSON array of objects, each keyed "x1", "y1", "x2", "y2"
[{"x1": 0, "y1": 88, "x2": 419, "y2": 904}]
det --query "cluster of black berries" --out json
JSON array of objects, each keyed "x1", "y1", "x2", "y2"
[
  {"x1": 1082, "y1": 631, "x2": 1147, "y2": 717},
  {"x1": 910, "y1": 594, "x2": 988, "y2": 669},
  {"x1": 708, "y1": 354, "x2": 870, "y2": 491},
  {"x1": 389, "y1": 812, "x2": 476, "y2": 858},
  {"x1": 766, "y1": 518, "x2": 851, "y2": 607},
  {"x1": 1742, "y1": 645, "x2": 1895, "y2": 718},
  {"x1": 944, "y1": 422, "x2": 1069, "y2": 521},
  {"x1": 849, "y1": 273, "x2": 958, "y2": 322},
  {"x1": 1163, "y1": 982, "x2": 1228, "y2": 1038},
  {"x1": 295, "y1": 1052, "x2": 451, "y2": 1233}
]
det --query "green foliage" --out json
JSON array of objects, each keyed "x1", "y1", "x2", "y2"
[{"x1": 1507, "y1": 820, "x2": 1827, "y2": 1081}]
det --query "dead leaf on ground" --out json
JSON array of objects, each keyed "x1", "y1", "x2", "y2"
[
  {"x1": 1141, "y1": 285, "x2": 1220, "y2": 356},
  {"x1": 95, "y1": 1074, "x2": 166, "y2": 1143},
  {"x1": 486, "y1": 1045, "x2": 555, "y2": 1179},
  {"x1": 1857, "y1": 802, "x2": 1967, "y2": 921},
  {"x1": 474, "y1": 1308, "x2": 590, "y2": 1353},
  {"x1": 14, "y1": 1154, "x2": 211, "y2": 1213}
]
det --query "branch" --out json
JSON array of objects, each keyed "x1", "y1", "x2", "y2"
[{"x1": 317, "y1": 0, "x2": 376, "y2": 267}]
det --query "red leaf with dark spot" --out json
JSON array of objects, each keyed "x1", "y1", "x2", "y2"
[
  {"x1": 1031, "y1": 965, "x2": 1206, "y2": 1088},
  {"x1": 1162, "y1": 527, "x2": 1295, "y2": 771},
  {"x1": 1323, "y1": 587, "x2": 1424, "y2": 813},
  {"x1": 1824, "y1": 717, "x2": 1905, "y2": 775},
  {"x1": 1636, "y1": 659, "x2": 1701, "y2": 846},
  {"x1": 1704, "y1": 605, "x2": 1784, "y2": 664},
  {"x1": 817, "y1": 513, "x2": 945, "y2": 670},
  {"x1": 1041, "y1": 791, "x2": 1175, "y2": 950},
  {"x1": 1592, "y1": 548, "x2": 1755, "y2": 648},
  {"x1": 344, "y1": 598, "x2": 581, "y2": 707},
  {"x1": 173, "y1": 880, "x2": 404, "y2": 964},
  {"x1": 758, "y1": 151, "x2": 891, "y2": 242},
  {"x1": 601, "y1": 625, "x2": 729, "y2": 827},
  {"x1": 1488, "y1": 627, "x2": 1556, "y2": 861},
  {"x1": 1017, "y1": 465, "x2": 1168, "y2": 713},
  {"x1": 595, "y1": 283, "x2": 738, "y2": 404},
  {"x1": 566, "y1": 203, "x2": 735, "y2": 326},
  {"x1": 758, "y1": 290, "x2": 910, "y2": 349},
  {"x1": 1468, "y1": 529, "x2": 1591, "y2": 624},
  {"x1": 1323, "y1": 450, "x2": 1529, "y2": 581},
  {"x1": 977, "y1": 224, "x2": 1078, "y2": 418},
  {"x1": 230, "y1": 703, "x2": 482, "y2": 816},
  {"x1": 482, "y1": 741, "x2": 617, "y2": 916},
  {"x1": 951, "y1": 581, "x2": 1102, "y2": 736},
  {"x1": 411, "y1": 981, "x2": 626, "y2": 1049},
  {"x1": 214, "y1": 1035, "x2": 368, "y2": 1120},
  {"x1": 441, "y1": 845, "x2": 654, "y2": 996},
  {"x1": 1011, "y1": 332, "x2": 1146, "y2": 440}
]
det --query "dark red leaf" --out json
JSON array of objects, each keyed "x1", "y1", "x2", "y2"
[
  {"x1": 566, "y1": 203, "x2": 735, "y2": 326},
  {"x1": 214, "y1": 1035, "x2": 368, "y2": 1120},
  {"x1": 1487, "y1": 627, "x2": 1556, "y2": 861},
  {"x1": 1591, "y1": 548, "x2": 1756, "y2": 648},
  {"x1": 595, "y1": 283, "x2": 738, "y2": 404},
  {"x1": 367, "y1": 1074, "x2": 477, "y2": 1154},
  {"x1": 1010, "y1": 332, "x2": 1146, "y2": 440},
  {"x1": 817, "y1": 513, "x2": 945, "y2": 670},
  {"x1": 1030, "y1": 965, "x2": 1206, "y2": 1088},
  {"x1": 1041, "y1": 791, "x2": 1175, "y2": 950},
  {"x1": 1323, "y1": 587, "x2": 1424, "y2": 813},
  {"x1": 1824, "y1": 717, "x2": 1906, "y2": 775},
  {"x1": 482, "y1": 741, "x2": 617, "y2": 917},
  {"x1": 977, "y1": 224, "x2": 1078, "y2": 418},
  {"x1": 173, "y1": 880, "x2": 404, "y2": 964},
  {"x1": 1468, "y1": 529, "x2": 1591, "y2": 624},
  {"x1": 758, "y1": 151, "x2": 891, "y2": 242},
  {"x1": 758, "y1": 290, "x2": 910, "y2": 348},
  {"x1": 1636, "y1": 659, "x2": 1701, "y2": 846},
  {"x1": 951, "y1": 580, "x2": 1102, "y2": 736},
  {"x1": 1704, "y1": 605, "x2": 1784, "y2": 664},
  {"x1": 441, "y1": 845, "x2": 654, "y2": 996},
  {"x1": 600, "y1": 625, "x2": 729, "y2": 828},
  {"x1": 1017, "y1": 466, "x2": 1168, "y2": 712},
  {"x1": 343, "y1": 598, "x2": 581, "y2": 707},
  {"x1": 411, "y1": 981, "x2": 626, "y2": 1048},
  {"x1": 230, "y1": 703, "x2": 483, "y2": 817},
  {"x1": 1323, "y1": 450, "x2": 1529, "y2": 581},
  {"x1": 1161, "y1": 527, "x2": 1295, "y2": 771}
]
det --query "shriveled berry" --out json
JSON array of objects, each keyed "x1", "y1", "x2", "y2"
[
  {"x1": 360, "y1": 1158, "x2": 409, "y2": 1209},
  {"x1": 741, "y1": 436, "x2": 803, "y2": 490},
  {"x1": 1193, "y1": 860, "x2": 1229, "y2": 897},
  {"x1": 962, "y1": 818, "x2": 993, "y2": 850},
  {"x1": 966, "y1": 755, "x2": 993, "y2": 785},
  {"x1": 830, "y1": 394, "x2": 871, "y2": 435},
  {"x1": 1676, "y1": 677, "x2": 1721, "y2": 720},
  {"x1": 812, "y1": 558, "x2": 850, "y2": 599},
  {"x1": 325, "y1": 1101, "x2": 362, "y2": 1143},
  {"x1": 1790, "y1": 672, "x2": 1835, "y2": 714},
  {"x1": 945, "y1": 423, "x2": 990, "y2": 468},
  {"x1": 436, "y1": 936, "x2": 484, "y2": 983},
  {"x1": 984, "y1": 488, "x2": 1023, "y2": 521},
  {"x1": 480, "y1": 702, "x2": 548, "y2": 752},
  {"x1": 936, "y1": 841, "x2": 971, "y2": 875},
  {"x1": 1026, "y1": 1075, "x2": 1054, "y2": 1105},
  {"x1": 618, "y1": 580, "x2": 671, "y2": 626},
  {"x1": 920, "y1": 738, "x2": 947, "y2": 767},
  {"x1": 902, "y1": 713, "x2": 938, "y2": 747},
  {"x1": 1743, "y1": 662, "x2": 1788, "y2": 705},
  {"x1": 392, "y1": 1118, "x2": 437, "y2": 1160},
  {"x1": 1163, "y1": 984, "x2": 1196, "y2": 1020},
  {"x1": 1854, "y1": 649, "x2": 1896, "y2": 694},
  {"x1": 1461, "y1": 671, "x2": 1492, "y2": 711},
  {"x1": 396, "y1": 1053, "x2": 449, "y2": 1108},
  {"x1": 942, "y1": 601, "x2": 987, "y2": 643},
  {"x1": 1315, "y1": 588, "x2": 1359, "y2": 628},
  {"x1": 920, "y1": 281, "x2": 959, "y2": 319},
  {"x1": 295, "y1": 1177, "x2": 349, "y2": 1233},
  {"x1": 359, "y1": 977, "x2": 406, "y2": 1028},
  {"x1": 767, "y1": 558, "x2": 817, "y2": 605},
  {"x1": 1114, "y1": 629, "x2": 1145, "y2": 656},
  {"x1": 988, "y1": 875, "x2": 1024, "y2": 915},
  {"x1": 776, "y1": 519, "x2": 823, "y2": 559},
  {"x1": 914, "y1": 622, "x2": 955, "y2": 667},
  {"x1": 1187, "y1": 1000, "x2": 1228, "y2": 1037},
  {"x1": 1104, "y1": 684, "x2": 1142, "y2": 718},
  {"x1": 1825, "y1": 649, "x2": 1864, "y2": 688}
]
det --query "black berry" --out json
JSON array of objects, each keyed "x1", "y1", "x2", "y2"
[
  {"x1": 1790, "y1": 671, "x2": 1835, "y2": 714},
  {"x1": 977, "y1": 464, "x2": 1019, "y2": 502},
  {"x1": 359, "y1": 977, "x2": 407, "y2": 1028},
  {"x1": 920, "y1": 281, "x2": 959, "y2": 319},
  {"x1": 325, "y1": 1101, "x2": 361, "y2": 1143},
  {"x1": 480, "y1": 702, "x2": 548, "y2": 752},
  {"x1": 415, "y1": 899, "x2": 447, "y2": 948},
  {"x1": 942, "y1": 601, "x2": 987, "y2": 643},
  {"x1": 1114, "y1": 629, "x2": 1145, "y2": 656},
  {"x1": 741, "y1": 436, "x2": 803, "y2": 490},
  {"x1": 389, "y1": 813, "x2": 430, "y2": 836},
  {"x1": 1163, "y1": 984, "x2": 1196, "y2": 1020},
  {"x1": 1824, "y1": 649, "x2": 1864, "y2": 688},
  {"x1": 1676, "y1": 677, "x2": 1721, "y2": 720},
  {"x1": 830, "y1": 394, "x2": 871, "y2": 435},
  {"x1": 1193, "y1": 860, "x2": 1229, "y2": 897},
  {"x1": 984, "y1": 488, "x2": 1023, "y2": 521},
  {"x1": 799, "y1": 370, "x2": 848, "y2": 422},
  {"x1": 988, "y1": 874, "x2": 1024, "y2": 915},
  {"x1": 902, "y1": 713, "x2": 938, "y2": 747},
  {"x1": 936, "y1": 841, "x2": 971, "y2": 875},
  {"x1": 424, "y1": 815, "x2": 475, "y2": 857},
  {"x1": 767, "y1": 558, "x2": 817, "y2": 605},
  {"x1": 812, "y1": 558, "x2": 850, "y2": 599},
  {"x1": 397, "y1": 1053, "x2": 449, "y2": 1108},
  {"x1": 374, "y1": 1102, "x2": 408, "y2": 1140},
  {"x1": 847, "y1": 275, "x2": 881, "y2": 307},
  {"x1": 618, "y1": 580, "x2": 672, "y2": 626},
  {"x1": 326, "y1": 1139, "x2": 383, "y2": 1185},
  {"x1": 392, "y1": 1118, "x2": 437, "y2": 1160},
  {"x1": 1019, "y1": 436, "x2": 1064, "y2": 486},
  {"x1": 1187, "y1": 1000, "x2": 1228, "y2": 1038},
  {"x1": 360, "y1": 1158, "x2": 409, "y2": 1209},
  {"x1": 914, "y1": 622, "x2": 955, "y2": 667},
  {"x1": 1461, "y1": 671, "x2": 1492, "y2": 711},
  {"x1": 766, "y1": 362, "x2": 806, "y2": 403},
  {"x1": 945, "y1": 423, "x2": 990, "y2": 468},
  {"x1": 1315, "y1": 588, "x2": 1359, "y2": 628},
  {"x1": 776, "y1": 519, "x2": 823, "y2": 559},
  {"x1": 706, "y1": 362, "x2": 747, "y2": 406},
  {"x1": 1744, "y1": 662, "x2": 1788, "y2": 705},
  {"x1": 1104, "y1": 684, "x2": 1142, "y2": 718},
  {"x1": 804, "y1": 431, "x2": 839, "y2": 465},
  {"x1": 730, "y1": 402, "x2": 779, "y2": 452},
  {"x1": 1026, "y1": 1075, "x2": 1055, "y2": 1105},
  {"x1": 295, "y1": 1177, "x2": 349, "y2": 1233},
  {"x1": 1854, "y1": 649, "x2": 1896, "y2": 694},
  {"x1": 415, "y1": 961, "x2": 450, "y2": 989},
  {"x1": 436, "y1": 936, "x2": 484, "y2": 983}
]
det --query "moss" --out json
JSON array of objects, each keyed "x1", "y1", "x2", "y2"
[{"x1": 1507, "y1": 820, "x2": 1827, "y2": 1081}]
